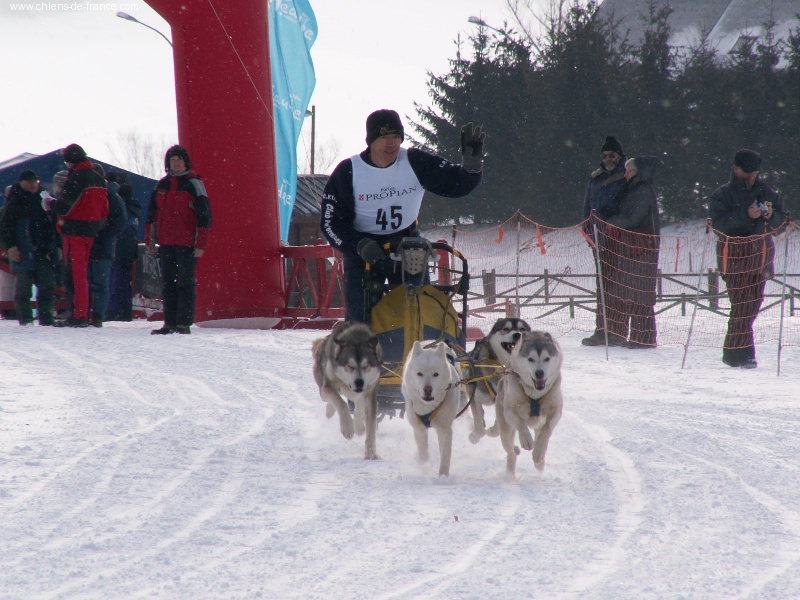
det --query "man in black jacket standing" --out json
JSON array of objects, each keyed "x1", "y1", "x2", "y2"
[
  {"x1": 581, "y1": 136, "x2": 628, "y2": 347},
  {"x1": 0, "y1": 170, "x2": 57, "y2": 325},
  {"x1": 708, "y1": 149, "x2": 786, "y2": 369},
  {"x1": 320, "y1": 109, "x2": 484, "y2": 323}
]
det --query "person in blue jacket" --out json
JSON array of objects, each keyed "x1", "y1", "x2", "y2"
[
  {"x1": 107, "y1": 182, "x2": 141, "y2": 322},
  {"x1": 0, "y1": 170, "x2": 58, "y2": 325},
  {"x1": 320, "y1": 109, "x2": 485, "y2": 323}
]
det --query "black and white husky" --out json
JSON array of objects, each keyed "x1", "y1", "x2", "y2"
[
  {"x1": 491, "y1": 330, "x2": 563, "y2": 478},
  {"x1": 465, "y1": 318, "x2": 532, "y2": 443},
  {"x1": 312, "y1": 322, "x2": 383, "y2": 460}
]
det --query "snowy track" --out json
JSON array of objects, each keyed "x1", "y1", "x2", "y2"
[{"x1": 1, "y1": 322, "x2": 799, "y2": 599}]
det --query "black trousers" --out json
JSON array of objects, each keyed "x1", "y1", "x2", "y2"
[
  {"x1": 158, "y1": 246, "x2": 197, "y2": 327},
  {"x1": 722, "y1": 269, "x2": 766, "y2": 361}
]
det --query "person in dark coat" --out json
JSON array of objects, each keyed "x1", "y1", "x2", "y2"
[
  {"x1": 0, "y1": 170, "x2": 58, "y2": 325},
  {"x1": 581, "y1": 136, "x2": 628, "y2": 347},
  {"x1": 107, "y1": 183, "x2": 141, "y2": 321},
  {"x1": 708, "y1": 149, "x2": 786, "y2": 369},
  {"x1": 320, "y1": 109, "x2": 484, "y2": 323},
  {"x1": 53, "y1": 143, "x2": 110, "y2": 327},
  {"x1": 606, "y1": 156, "x2": 661, "y2": 348},
  {"x1": 147, "y1": 145, "x2": 212, "y2": 335},
  {"x1": 87, "y1": 164, "x2": 127, "y2": 327}
]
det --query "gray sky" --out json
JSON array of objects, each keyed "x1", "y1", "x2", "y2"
[{"x1": 0, "y1": 0, "x2": 532, "y2": 175}]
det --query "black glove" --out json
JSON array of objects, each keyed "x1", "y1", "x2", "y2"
[
  {"x1": 460, "y1": 122, "x2": 486, "y2": 173},
  {"x1": 356, "y1": 238, "x2": 386, "y2": 265}
]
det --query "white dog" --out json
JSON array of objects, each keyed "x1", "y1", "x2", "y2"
[
  {"x1": 402, "y1": 341, "x2": 465, "y2": 477},
  {"x1": 491, "y1": 331, "x2": 563, "y2": 478}
]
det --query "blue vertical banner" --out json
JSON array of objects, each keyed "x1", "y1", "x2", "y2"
[{"x1": 268, "y1": 0, "x2": 317, "y2": 242}]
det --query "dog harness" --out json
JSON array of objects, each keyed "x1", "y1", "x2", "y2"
[{"x1": 529, "y1": 396, "x2": 541, "y2": 417}]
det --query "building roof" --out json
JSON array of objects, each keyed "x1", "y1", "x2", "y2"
[
  {"x1": 597, "y1": 0, "x2": 799, "y2": 57},
  {"x1": 293, "y1": 174, "x2": 328, "y2": 217}
]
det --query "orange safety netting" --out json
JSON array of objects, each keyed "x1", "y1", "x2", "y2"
[{"x1": 425, "y1": 211, "x2": 800, "y2": 349}]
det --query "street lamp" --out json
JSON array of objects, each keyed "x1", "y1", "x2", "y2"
[
  {"x1": 304, "y1": 105, "x2": 316, "y2": 174},
  {"x1": 468, "y1": 16, "x2": 499, "y2": 33},
  {"x1": 468, "y1": 15, "x2": 537, "y2": 56},
  {"x1": 116, "y1": 11, "x2": 173, "y2": 47}
]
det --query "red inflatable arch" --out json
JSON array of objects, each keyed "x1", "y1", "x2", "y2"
[{"x1": 148, "y1": 1, "x2": 284, "y2": 328}]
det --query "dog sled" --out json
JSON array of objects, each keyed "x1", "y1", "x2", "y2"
[{"x1": 368, "y1": 238, "x2": 471, "y2": 419}]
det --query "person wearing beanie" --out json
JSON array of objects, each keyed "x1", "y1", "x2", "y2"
[
  {"x1": 146, "y1": 144, "x2": 212, "y2": 335},
  {"x1": 580, "y1": 135, "x2": 628, "y2": 347},
  {"x1": 708, "y1": 149, "x2": 786, "y2": 369},
  {"x1": 320, "y1": 108, "x2": 485, "y2": 323},
  {"x1": 53, "y1": 144, "x2": 110, "y2": 328},
  {"x1": 0, "y1": 169, "x2": 58, "y2": 325}
]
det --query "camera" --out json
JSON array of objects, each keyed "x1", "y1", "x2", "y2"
[{"x1": 757, "y1": 202, "x2": 769, "y2": 217}]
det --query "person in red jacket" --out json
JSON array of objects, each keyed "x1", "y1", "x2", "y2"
[
  {"x1": 147, "y1": 145, "x2": 212, "y2": 335},
  {"x1": 53, "y1": 144, "x2": 110, "y2": 327}
]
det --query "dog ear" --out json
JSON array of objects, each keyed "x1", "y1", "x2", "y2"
[{"x1": 410, "y1": 340, "x2": 423, "y2": 356}]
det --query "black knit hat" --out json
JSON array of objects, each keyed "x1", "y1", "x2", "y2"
[
  {"x1": 164, "y1": 145, "x2": 192, "y2": 172},
  {"x1": 18, "y1": 169, "x2": 39, "y2": 182},
  {"x1": 734, "y1": 149, "x2": 761, "y2": 173},
  {"x1": 601, "y1": 136, "x2": 624, "y2": 155},
  {"x1": 62, "y1": 143, "x2": 87, "y2": 164},
  {"x1": 365, "y1": 109, "x2": 404, "y2": 146}
]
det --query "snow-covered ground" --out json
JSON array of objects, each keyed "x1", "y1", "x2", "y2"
[{"x1": 2, "y1": 319, "x2": 799, "y2": 600}]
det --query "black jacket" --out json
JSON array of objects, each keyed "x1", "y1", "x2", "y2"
[
  {"x1": 708, "y1": 174, "x2": 785, "y2": 277},
  {"x1": 0, "y1": 183, "x2": 57, "y2": 254},
  {"x1": 607, "y1": 157, "x2": 661, "y2": 236}
]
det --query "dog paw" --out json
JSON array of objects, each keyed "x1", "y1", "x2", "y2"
[
  {"x1": 519, "y1": 433, "x2": 534, "y2": 451},
  {"x1": 340, "y1": 419, "x2": 355, "y2": 440},
  {"x1": 486, "y1": 424, "x2": 500, "y2": 437},
  {"x1": 533, "y1": 451, "x2": 545, "y2": 472},
  {"x1": 513, "y1": 445, "x2": 521, "y2": 456},
  {"x1": 469, "y1": 430, "x2": 485, "y2": 444},
  {"x1": 325, "y1": 403, "x2": 335, "y2": 419},
  {"x1": 364, "y1": 452, "x2": 380, "y2": 460}
]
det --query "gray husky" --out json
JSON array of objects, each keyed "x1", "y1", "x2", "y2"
[
  {"x1": 466, "y1": 318, "x2": 532, "y2": 443},
  {"x1": 312, "y1": 322, "x2": 383, "y2": 460},
  {"x1": 490, "y1": 330, "x2": 563, "y2": 478}
]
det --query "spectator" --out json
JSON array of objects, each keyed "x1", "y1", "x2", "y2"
[
  {"x1": 53, "y1": 143, "x2": 110, "y2": 328},
  {"x1": 581, "y1": 136, "x2": 628, "y2": 347},
  {"x1": 147, "y1": 145, "x2": 212, "y2": 335},
  {"x1": 320, "y1": 109, "x2": 484, "y2": 323},
  {"x1": 86, "y1": 164, "x2": 127, "y2": 327},
  {"x1": 50, "y1": 170, "x2": 69, "y2": 314},
  {"x1": 0, "y1": 170, "x2": 58, "y2": 325},
  {"x1": 708, "y1": 149, "x2": 786, "y2": 369},
  {"x1": 107, "y1": 183, "x2": 141, "y2": 321},
  {"x1": 606, "y1": 157, "x2": 661, "y2": 348}
]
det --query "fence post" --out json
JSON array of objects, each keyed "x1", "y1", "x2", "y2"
[
  {"x1": 543, "y1": 269, "x2": 550, "y2": 303},
  {"x1": 708, "y1": 269, "x2": 719, "y2": 310},
  {"x1": 482, "y1": 269, "x2": 496, "y2": 305},
  {"x1": 505, "y1": 297, "x2": 518, "y2": 318},
  {"x1": 657, "y1": 268, "x2": 663, "y2": 300}
]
